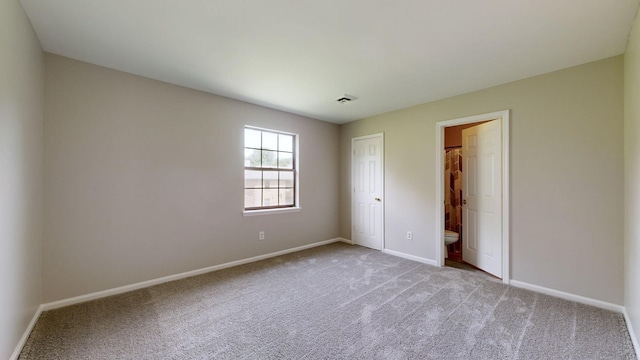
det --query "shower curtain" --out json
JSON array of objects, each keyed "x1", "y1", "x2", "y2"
[{"x1": 444, "y1": 148, "x2": 463, "y2": 234}]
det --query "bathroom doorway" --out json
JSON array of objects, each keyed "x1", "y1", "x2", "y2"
[
  {"x1": 435, "y1": 110, "x2": 510, "y2": 284},
  {"x1": 443, "y1": 124, "x2": 477, "y2": 263}
]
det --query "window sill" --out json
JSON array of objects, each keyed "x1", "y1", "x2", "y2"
[{"x1": 242, "y1": 207, "x2": 301, "y2": 217}]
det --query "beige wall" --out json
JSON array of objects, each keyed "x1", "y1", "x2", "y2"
[
  {"x1": 43, "y1": 54, "x2": 340, "y2": 302},
  {"x1": 625, "y1": 9, "x2": 640, "y2": 348},
  {"x1": 340, "y1": 56, "x2": 624, "y2": 304},
  {"x1": 0, "y1": 1, "x2": 44, "y2": 358}
]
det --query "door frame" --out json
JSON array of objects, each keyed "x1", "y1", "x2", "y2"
[
  {"x1": 351, "y1": 133, "x2": 385, "y2": 251},
  {"x1": 435, "y1": 110, "x2": 510, "y2": 284}
]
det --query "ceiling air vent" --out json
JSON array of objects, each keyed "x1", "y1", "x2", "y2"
[{"x1": 336, "y1": 94, "x2": 357, "y2": 104}]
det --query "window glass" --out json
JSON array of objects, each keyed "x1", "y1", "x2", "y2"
[
  {"x1": 244, "y1": 149, "x2": 261, "y2": 167},
  {"x1": 261, "y1": 150, "x2": 278, "y2": 168},
  {"x1": 280, "y1": 171, "x2": 294, "y2": 187},
  {"x1": 279, "y1": 134, "x2": 293, "y2": 152},
  {"x1": 278, "y1": 152, "x2": 293, "y2": 169},
  {"x1": 263, "y1": 171, "x2": 279, "y2": 188},
  {"x1": 244, "y1": 129, "x2": 262, "y2": 149},
  {"x1": 262, "y1": 132, "x2": 278, "y2": 150},
  {"x1": 244, "y1": 189, "x2": 262, "y2": 208}
]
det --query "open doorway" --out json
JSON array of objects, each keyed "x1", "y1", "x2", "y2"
[
  {"x1": 443, "y1": 122, "x2": 488, "y2": 263},
  {"x1": 435, "y1": 110, "x2": 510, "y2": 284}
]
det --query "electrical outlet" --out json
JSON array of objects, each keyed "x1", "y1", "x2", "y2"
[
  {"x1": 406, "y1": 231, "x2": 413, "y2": 240},
  {"x1": 259, "y1": 231, "x2": 265, "y2": 240}
]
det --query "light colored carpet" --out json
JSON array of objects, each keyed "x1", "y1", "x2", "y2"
[{"x1": 19, "y1": 243, "x2": 636, "y2": 359}]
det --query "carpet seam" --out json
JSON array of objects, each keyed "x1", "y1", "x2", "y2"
[
  {"x1": 464, "y1": 284, "x2": 510, "y2": 358},
  {"x1": 512, "y1": 289, "x2": 539, "y2": 359},
  {"x1": 337, "y1": 263, "x2": 423, "y2": 309}
]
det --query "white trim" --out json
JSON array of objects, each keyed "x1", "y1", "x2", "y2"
[
  {"x1": 242, "y1": 207, "x2": 301, "y2": 216},
  {"x1": 351, "y1": 133, "x2": 385, "y2": 251},
  {"x1": 502, "y1": 113, "x2": 510, "y2": 282},
  {"x1": 10, "y1": 304, "x2": 44, "y2": 360},
  {"x1": 383, "y1": 248, "x2": 438, "y2": 266},
  {"x1": 435, "y1": 110, "x2": 510, "y2": 284},
  {"x1": 435, "y1": 124, "x2": 444, "y2": 263},
  {"x1": 244, "y1": 125, "x2": 297, "y2": 137},
  {"x1": 339, "y1": 237, "x2": 355, "y2": 245},
  {"x1": 243, "y1": 125, "x2": 301, "y2": 212},
  {"x1": 623, "y1": 308, "x2": 640, "y2": 356},
  {"x1": 510, "y1": 280, "x2": 623, "y2": 313},
  {"x1": 42, "y1": 238, "x2": 344, "y2": 311}
]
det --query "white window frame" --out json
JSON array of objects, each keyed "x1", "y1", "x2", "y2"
[{"x1": 242, "y1": 126, "x2": 300, "y2": 216}]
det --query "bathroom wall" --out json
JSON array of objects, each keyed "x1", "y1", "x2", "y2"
[
  {"x1": 444, "y1": 148, "x2": 462, "y2": 235},
  {"x1": 0, "y1": 0, "x2": 44, "y2": 358},
  {"x1": 43, "y1": 54, "x2": 340, "y2": 302},
  {"x1": 444, "y1": 122, "x2": 487, "y2": 148},
  {"x1": 624, "y1": 7, "x2": 640, "y2": 348},
  {"x1": 339, "y1": 56, "x2": 624, "y2": 304}
]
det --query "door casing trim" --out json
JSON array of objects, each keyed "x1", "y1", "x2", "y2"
[{"x1": 435, "y1": 110, "x2": 510, "y2": 284}]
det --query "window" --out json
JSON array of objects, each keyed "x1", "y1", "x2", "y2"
[{"x1": 244, "y1": 127, "x2": 297, "y2": 210}]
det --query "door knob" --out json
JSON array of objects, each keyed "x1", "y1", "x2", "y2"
[{"x1": 375, "y1": 197, "x2": 381, "y2": 202}]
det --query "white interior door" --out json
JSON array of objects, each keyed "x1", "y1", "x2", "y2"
[
  {"x1": 352, "y1": 134, "x2": 384, "y2": 250},
  {"x1": 462, "y1": 120, "x2": 502, "y2": 277}
]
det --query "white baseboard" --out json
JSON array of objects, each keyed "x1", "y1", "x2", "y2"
[
  {"x1": 339, "y1": 237, "x2": 354, "y2": 245},
  {"x1": 382, "y1": 248, "x2": 438, "y2": 266},
  {"x1": 509, "y1": 280, "x2": 624, "y2": 313},
  {"x1": 42, "y1": 238, "x2": 344, "y2": 311},
  {"x1": 623, "y1": 308, "x2": 640, "y2": 356},
  {"x1": 10, "y1": 304, "x2": 44, "y2": 360}
]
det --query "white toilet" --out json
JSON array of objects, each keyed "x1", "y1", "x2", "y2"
[
  {"x1": 444, "y1": 230, "x2": 459, "y2": 246},
  {"x1": 444, "y1": 230, "x2": 459, "y2": 258}
]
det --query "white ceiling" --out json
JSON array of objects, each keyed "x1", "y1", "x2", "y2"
[{"x1": 20, "y1": 0, "x2": 640, "y2": 124}]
